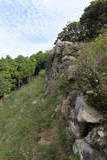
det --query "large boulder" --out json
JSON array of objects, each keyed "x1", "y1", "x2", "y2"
[
  {"x1": 62, "y1": 41, "x2": 80, "y2": 57},
  {"x1": 74, "y1": 139, "x2": 107, "y2": 160},
  {"x1": 75, "y1": 96, "x2": 103, "y2": 123},
  {"x1": 45, "y1": 40, "x2": 81, "y2": 95},
  {"x1": 55, "y1": 40, "x2": 80, "y2": 57},
  {"x1": 69, "y1": 120, "x2": 88, "y2": 138},
  {"x1": 85, "y1": 124, "x2": 107, "y2": 148}
]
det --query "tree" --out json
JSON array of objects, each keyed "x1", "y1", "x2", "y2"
[
  {"x1": 80, "y1": 0, "x2": 107, "y2": 40},
  {"x1": 0, "y1": 72, "x2": 12, "y2": 98},
  {"x1": 0, "y1": 50, "x2": 52, "y2": 97},
  {"x1": 56, "y1": 0, "x2": 107, "y2": 42},
  {"x1": 57, "y1": 22, "x2": 87, "y2": 42}
]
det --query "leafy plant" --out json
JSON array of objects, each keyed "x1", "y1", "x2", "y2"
[
  {"x1": 56, "y1": 0, "x2": 107, "y2": 42},
  {"x1": 56, "y1": 75, "x2": 70, "y2": 96},
  {"x1": 0, "y1": 51, "x2": 52, "y2": 98}
]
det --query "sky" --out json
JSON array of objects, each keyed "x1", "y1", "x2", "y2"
[{"x1": 0, "y1": 0, "x2": 92, "y2": 58}]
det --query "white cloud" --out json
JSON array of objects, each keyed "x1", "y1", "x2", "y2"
[
  {"x1": 0, "y1": 27, "x2": 54, "y2": 58},
  {"x1": 0, "y1": 42, "x2": 53, "y2": 58},
  {"x1": 0, "y1": 0, "x2": 92, "y2": 58}
]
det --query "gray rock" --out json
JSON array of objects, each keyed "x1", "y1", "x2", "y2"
[
  {"x1": 85, "y1": 124, "x2": 107, "y2": 147},
  {"x1": 32, "y1": 100, "x2": 37, "y2": 104},
  {"x1": 45, "y1": 40, "x2": 81, "y2": 94},
  {"x1": 74, "y1": 139, "x2": 107, "y2": 160},
  {"x1": 55, "y1": 40, "x2": 80, "y2": 57},
  {"x1": 69, "y1": 120, "x2": 87, "y2": 138},
  {"x1": 55, "y1": 39, "x2": 63, "y2": 55},
  {"x1": 75, "y1": 96, "x2": 103, "y2": 123},
  {"x1": 86, "y1": 90, "x2": 94, "y2": 95},
  {"x1": 62, "y1": 41, "x2": 79, "y2": 57},
  {"x1": 68, "y1": 91, "x2": 79, "y2": 106},
  {"x1": 69, "y1": 121, "x2": 81, "y2": 138},
  {"x1": 62, "y1": 55, "x2": 77, "y2": 63},
  {"x1": 67, "y1": 65, "x2": 78, "y2": 81}
]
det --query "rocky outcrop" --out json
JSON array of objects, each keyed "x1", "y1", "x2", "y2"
[
  {"x1": 46, "y1": 40, "x2": 107, "y2": 160},
  {"x1": 75, "y1": 96, "x2": 103, "y2": 123},
  {"x1": 74, "y1": 139, "x2": 107, "y2": 160},
  {"x1": 45, "y1": 40, "x2": 81, "y2": 95}
]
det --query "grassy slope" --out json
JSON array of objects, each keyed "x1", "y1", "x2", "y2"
[
  {"x1": 77, "y1": 32, "x2": 107, "y2": 112},
  {"x1": 0, "y1": 71, "x2": 78, "y2": 160},
  {"x1": 1, "y1": 32, "x2": 107, "y2": 160}
]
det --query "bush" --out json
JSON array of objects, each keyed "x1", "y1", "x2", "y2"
[
  {"x1": 0, "y1": 51, "x2": 52, "y2": 98},
  {"x1": 56, "y1": 0, "x2": 107, "y2": 42},
  {"x1": 56, "y1": 75, "x2": 70, "y2": 96},
  {"x1": 77, "y1": 32, "x2": 107, "y2": 112},
  {"x1": 80, "y1": 0, "x2": 107, "y2": 40},
  {"x1": 78, "y1": 33, "x2": 107, "y2": 68},
  {"x1": 57, "y1": 22, "x2": 87, "y2": 42}
]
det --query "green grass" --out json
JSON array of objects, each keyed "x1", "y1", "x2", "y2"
[
  {"x1": 77, "y1": 32, "x2": 107, "y2": 113},
  {"x1": 0, "y1": 70, "x2": 78, "y2": 160},
  {"x1": 79, "y1": 32, "x2": 107, "y2": 69}
]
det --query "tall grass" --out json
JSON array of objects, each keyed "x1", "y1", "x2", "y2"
[
  {"x1": 78, "y1": 33, "x2": 107, "y2": 70},
  {"x1": 0, "y1": 70, "x2": 78, "y2": 160}
]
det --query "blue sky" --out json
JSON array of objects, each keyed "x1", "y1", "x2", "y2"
[{"x1": 0, "y1": 0, "x2": 92, "y2": 58}]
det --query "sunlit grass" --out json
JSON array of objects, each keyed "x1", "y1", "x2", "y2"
[{"x1": 0, "y1": 70, "x2": 78, "y2": 160}]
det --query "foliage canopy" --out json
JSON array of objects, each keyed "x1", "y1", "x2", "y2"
[{"x1": 57, "y1": 0, "x2": 107, "y2": 42}]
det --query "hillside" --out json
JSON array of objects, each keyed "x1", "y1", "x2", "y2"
[
  {"x1": 0, "y1": 31, "x2": 107, "y2": 160},
  {"x1": 46, "y1": 32, "x2": 107, "y2": 160},
  {"x1": 0, "y1": 0, "x2": 107, "y2": 160},
  {"x1": 0, "y1": 71, "x2": 79, "y2": 160}
]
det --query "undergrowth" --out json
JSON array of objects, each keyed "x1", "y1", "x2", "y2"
[
  {"x1": 77, "y1": 32, "x2": 107, "y2": 113},
  {"x1": 0, "y1": 70, "x2": 78, "y2": 160}
]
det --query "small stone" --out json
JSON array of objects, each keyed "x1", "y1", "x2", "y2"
[
  {"x1": 69, "y1": 56, "x2": 77, "y2": 62},
  {"x1": 20, "y1": 108, "x2": 24, "y2": 113},
  {"x1": 98, "y1": 131, "x2": 104, "y2": 137},
  {"x1": 55, "y1": 105, "x2": 61, "y2": 113},
  {"x1": 32, "y1": 100, "x2": 37, "y2": 104},
  {"x1": 62, "y1": 56, "x2": 76, "y2": 62},
  {"x1": 60, "y1": 99, "x2": 70, "y2": 114},
  {"x1": 73, "y1": 143, "x2": 78, "y2": 154},
  {"x1": 67, "y1": 65, "x2": 78, "y2": 81},
  {"x1": 86, "y1": 90, "x2": 94, "y2": 95}
]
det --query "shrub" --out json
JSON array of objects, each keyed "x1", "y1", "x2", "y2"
[
  {"x1": 77, "y1": 32, "x2": 107, "y2": 112},
  {"x1": 56, "y1": 75, "x2": 70, "y2": 96},
  {"x1": 57, "y1": 22, "x2": 87, "y2": 42},
  {"x1": 0, "y1": 50, "x2": 52, "y2": 98},
  {"x1": 80, "y1": 0, "x2": 107, "y2": 40},
  {"x1": 56, "y1": 0, "x2": 107, "y2": 42}
]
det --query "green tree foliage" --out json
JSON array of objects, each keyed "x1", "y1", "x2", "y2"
[
  {"x1": 30, "y1": 51, "x2": 51, "y2": 75},
  {"x1": 0, "y1": 51, "x2": 51, "y2": 97},
  {"x1": 0, "y1": 72, "x2": 12, "y2": 98},
  {"x1": 80, "y1": 0, "x2": 107, "y2": 40},
  {"x1": 57, "y1": 0, "x2": 107, "y2": 42},
  {"x1": 15, "y1": 55, "x2": 35, "y2": 88},
  {"x1": 57, "y1": 22, "x2": 87, "y2": 42}
]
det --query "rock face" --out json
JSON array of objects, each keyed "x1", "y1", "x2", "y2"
[
  {"x1": 75, "y1": 96, "x2": 103, "y2": 123},
  {"x1": 67, "y1": 65, "x2": 78, "y2": 81},
  {"x1": 74, "y1": 139, "x2": 107, "y2": 160},
  {"x1": 46, "y1": 40, "x2": 107, "y2": 160},
  {"x1": 45, "y1": 40, "x2": 80, "y2": 95}
]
